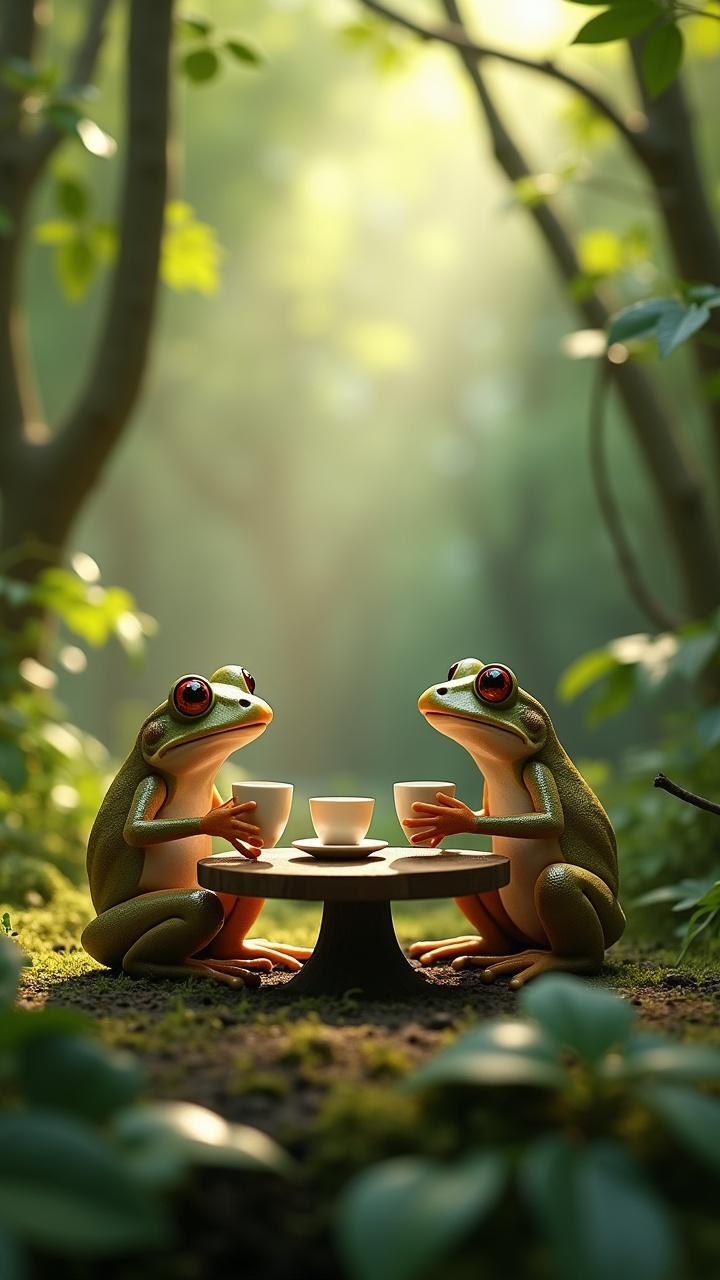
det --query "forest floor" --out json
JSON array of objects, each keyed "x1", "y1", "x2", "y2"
[{"x1": 10, "y1": 886, "x2": 720, "y2": 1280}]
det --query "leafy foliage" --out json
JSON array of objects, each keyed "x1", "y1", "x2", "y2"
[
  {"x1": 607, "y1": 285, "x2": 720, "y2": 357},
  {"x1": 177, "y1": 12, "x2": 262, "y2": 83},
  {"x1": 161, "y1": 202, "x2": 222, "y2": 295},
  {"x1": 338, "y1": 975, "x2": 720, "y2": 1280},
  {"x1": 0, "y1": 556, "x2": 155, "y2": 893},
  {"x1": 0, "y1": 938, "x2": 287, "y2": 1275},
  {"x1": 559, "y1": 611, "x2": 720, "y2": 726},
  {"x1": 566, "y1": 0, "x2": 701, "y2": 97}
]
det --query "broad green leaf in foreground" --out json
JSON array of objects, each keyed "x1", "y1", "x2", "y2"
[
  {"x1": 338, "y1": 1152, "x2": 507, "y2": 1280},
  {"x1": 0, "y1": 1226, "x2": 25, "y2": 1280},
  {"x1": 643, "y1": 1084, "x2": 720, "y2": 1172},
  {"x1": 602, "y1": 1032, "x2": 720, "y2": 1084},
  {"x1": 521, "y1": 1136, "x2": 679, "y2": 1280},
  {"x1": 406, "y1": 1019, "x2": 566, "y2": 1091},
  {"x1": 20, "y1": 1035, "x2": 143, "y2": 1122},
  {"x1": 113, "y1": 1101, "x2": 290, "y2": 1186},
  {"x1": 520, "y1": 973, "x2": 634, "y2": 1063},
  {"x1": 0, "y1": 1112, "x2": 169, "y2": 1252}
]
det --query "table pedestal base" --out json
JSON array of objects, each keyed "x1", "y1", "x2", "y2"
[{"x1": 285, "y1": 899, "x2": 427, "y2": 998}]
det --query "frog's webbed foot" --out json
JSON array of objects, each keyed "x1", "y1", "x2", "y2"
[
  {"x1": 452, "y1": 949, "x2": 601, "y2": 990},
  {"x1": 122, "y1": 956, "x2": 263, "y2": 989},
  {"x1": 229, "y1": 939, "x2": 313, "y2": 972},
  {"x1": 407, "y1": 936, "x2": 493, "y2": 966}
]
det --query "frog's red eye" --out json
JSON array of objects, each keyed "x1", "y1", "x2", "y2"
[
  {"x1": 447, "y1": 661, "x2": 460, "y2": 682},
  {"x1": 475, "y1": 664, "x2": 514, "y2": 704},
  {"x1": 173, "y1": 676, "x2": 213, "y2": 717},
  {"x1": 241, "y1": 668, "x2": 255, "y2": 694}
]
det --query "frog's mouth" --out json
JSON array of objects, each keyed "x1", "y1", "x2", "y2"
[
  {"x1": 424, "y1": 710, "x2": 528, "y2": 745},
  {"x1": 157, "y1": 719, "x2": 269, "y2": 758}
]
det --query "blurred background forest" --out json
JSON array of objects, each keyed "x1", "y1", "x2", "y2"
[{"x1": 3, "y1": 0, "x2": 720, "y2": 890}]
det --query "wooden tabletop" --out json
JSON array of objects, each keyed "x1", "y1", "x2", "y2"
[{"x1": 197, "y1": 847, "x2": 510, "y2": 903}]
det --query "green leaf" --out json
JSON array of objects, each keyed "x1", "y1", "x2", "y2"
[
  {"x1": 520, "y1": 974, "x2": 634, "y2": 1062},
  {"x1": 606, "y1": 297, "x2": 678, "y2": 345},
  {"x1": 182, "y1": 47, "x2": 220, "y2": 83},
  {"x1": 225, "y1": 39, "x2": 262, "y2": 65},
  {"x1": 641, "y1": 23, "x2": 683, "y2": 98},
  {"x1": 0, "y1": 1226, "x2": 26, "y2": 1280},
  {"x1": 55, "y1": 234, "x2": 96, "y2": 301},
  {"x1": 668, "y1": 628, "x2": 719, "y2": 681},
  {"x1": 521, "y1": 1136, "x2": 679, "y2": 1280},
  {"x1": 406, "y1": 1020, "x2": 566, "y2": 1091},
  {"x1": 34, "y1": 219, "x2": 74, "y2": 245},
  {"x1": 112, "y1": 1102, "x2": 289, "y2": 1187},
  {"x1": 685, "y1": 282, "x2": 720, "y2": 308},
  {"x1": 644, "y1": 1084, "x2": 720, "y2": 1172},
  {"x1": 656, "y1": 301, "x2": 710, "y2": 357},
  {"x1": 587, "y1": 662, "x2": 636, "y2": 726},
  {"x1": 0, "y1": 939, "x2": 27, "y2": 1008},
  {"x1": 338, "y1": 1153, "x2": 507, "y2": 1280},
  {"x1": 21, "y1": 1036, "x2": 143, "y2": 1122},
  {"x1": 41, "y1": 102, "x2": 83, "y2": 135},
  {"x1": 178, "y1": 14, "x2": 213, "y2": 37},
  {"x1": 697, "y1": 706, "x2": 720, "y2": 747},
  {"x1": 604, "y1": 1031, "x2": 720, "y2": 1083},
  {"x1": 55, "y1": 176, "x2": 88, "y2": 221},
  {"x1": 558, "y1": 648, "x2": 619, "y2": 703},
  {"x1": 573, "y1": 3, "x2": 660, "y2": 44},
  {"x1": 0, "y1": 1112, "x2": 170, "y2": 1252},
  {"x1": 0, "y1": 206, "x2": 13, "y2": 236},
  {"x1": 0, "y1": 1005, "x2": 89, "y2": 1050}
]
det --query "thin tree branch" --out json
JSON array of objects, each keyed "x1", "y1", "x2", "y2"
[
  {"x1": 435, "y1": 0, "x2": 720, "y2": 621},
  {"x1": 357, "y1": 0, "x2": 642, "y2": 156},
  {"x1": 654, "y1": 773, "x2": 720, "y2": 817},
  {"x1": 49, "y1": 0, "x2": 173, "y2": 524},
  {"x1": 26, "y1": 0, "x2": 114, "y2": 180},
  {"x1": 589, "y1": 361, "x2": 680, "y2": 631}
]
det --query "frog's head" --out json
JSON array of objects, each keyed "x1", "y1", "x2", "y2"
[
  {"x1": 139, "y1": 665, "x2": 272, "y2": 777},
  {"x1": 418, "y1": 658, "x2": 549, "y2": 764}
]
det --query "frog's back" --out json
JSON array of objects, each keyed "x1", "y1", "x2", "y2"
[
  {"x1": 541, "y1": 736, "x2": 618, "y2": 895},
  {"x1": 86, "y1": 744, "x2": 149, "y2": 913}
]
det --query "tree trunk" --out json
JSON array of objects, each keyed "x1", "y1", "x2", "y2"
[{"x1": 0, "y1": 0, "x2": 173, "y2": 651}]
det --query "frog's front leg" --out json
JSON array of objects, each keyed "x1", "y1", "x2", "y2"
[
  {"x1": 81, "y1": 889, "x2": 263, "y2": 989},
  {"x1": 454, "y1": 864, "x2": 626, "y2": 989}
]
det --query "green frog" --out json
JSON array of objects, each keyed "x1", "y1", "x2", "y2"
[
  {"x1": 404, "y1": 658, "x2": 625, "y2": 988},
  {"x1": 81, "y1": 665, "x2": 310, "y2": 989}
]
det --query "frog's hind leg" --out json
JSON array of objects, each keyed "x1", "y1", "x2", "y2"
[
  {"x1": 408, "y1": 891, "x2": 521, "y2": 965},
  {"x1": 203, "y1": 894, "x2": 313, "y2": 972},
  {"x1": 454, "y1": 864, "x2": 626, "y2": 990},
  {"x1": 81, "y1": 889, "x2": 261, "y2": 989}
]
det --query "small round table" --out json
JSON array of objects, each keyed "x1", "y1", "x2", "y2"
[{"x1": 197, "y1": 847, "x2": 510, "y2": 998}]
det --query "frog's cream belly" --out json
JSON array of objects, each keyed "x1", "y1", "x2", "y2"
[
  {"x1": 478, "y1": 763, "x2": 563, "y2": 945},
  {"x1": 137, "y1": 779, "x2": 214, "y2": 894}
]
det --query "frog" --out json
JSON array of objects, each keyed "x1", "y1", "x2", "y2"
[
  {"x1": 81, "y1": 665, "x2": 311, "y2": 989},
  {"x1": 403, "y1": 658, "x2": 625, "y2": 989}
]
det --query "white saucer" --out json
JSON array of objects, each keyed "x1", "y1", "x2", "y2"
[{"x1": 292, "y1": 838, "x2": 389, "y2": 861}]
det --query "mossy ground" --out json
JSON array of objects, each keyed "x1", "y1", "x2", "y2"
[{"x1": 9, "y1": 887, "x2": 720, "y2": 1280}]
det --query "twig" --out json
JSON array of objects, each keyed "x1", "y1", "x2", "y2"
[
  {"x1": 26, "y1": 0, "x2": 114, "y2": 178},
  {"x1": 654, "y1": 773, "x2": 720, "y2": 817},
  {"x1": 356, "y1": 0, "x2": 642, "y2": 156},
  {"x1": 589, "y1": 362, "x2": 680, "y2": 632}
]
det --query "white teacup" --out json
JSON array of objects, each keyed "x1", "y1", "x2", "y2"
[
  {"x1": 309, "y1": 796, "x2": 375, "y2": 846},
  {"x1": 393, "y1": 781, "x2": 456, "y2": 848},
  {"x1": 232, "y1": 781, "x2": 293, "y2": 850}
]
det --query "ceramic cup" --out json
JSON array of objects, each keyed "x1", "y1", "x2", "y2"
[
  {"x1": 309, "y1": 796, "x2": 375, "y2": 846},
  {"x1": 232, "y1": 781, "x2": 294, "y2": 850},
  {"x1": 393, "y1": 781, "x2": 456, "y2": 848}
]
